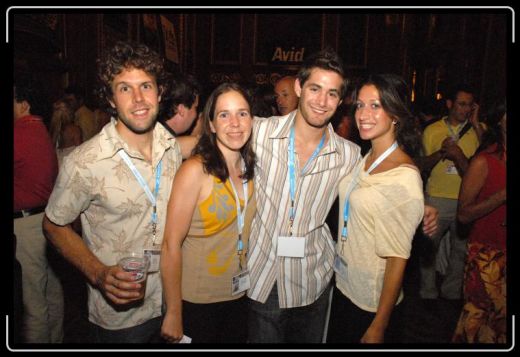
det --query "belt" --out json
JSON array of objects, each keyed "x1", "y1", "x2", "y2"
[{"x1": 13, "y1": 206, "x2": 46, "y2": 219}]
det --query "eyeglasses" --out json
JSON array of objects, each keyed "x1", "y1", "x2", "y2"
[{"x1": 455, "y1": 101, "x2": 474, "y2": 108}]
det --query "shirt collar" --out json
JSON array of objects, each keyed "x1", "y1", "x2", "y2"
[
  {"x1": 269, "y1": 111, "x2": 339, "y2": 155},
  {"x1": 443, "y1": 115, "x2": 467, "y2": 130},
  {"x1": 97, "y1": 117, "x2": 177, "y2": 164},
  {"x1": 269, "y1": 111, "x2": 297, "y2": 139},
  {"x1": 14, "y1": 114, "x2": 42, "y2": 125}
]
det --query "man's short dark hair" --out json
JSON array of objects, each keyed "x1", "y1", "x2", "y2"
[
  {"x1": 160, "y1": 73, "x2": 201, "y2": 120},
  {"x1": 14, "y1": 74, "x2": 48, "y2": 118},
  {"x1": 296, "y1": 48, "x2": 348, "y2": 99},
  {"x1": 446, "y1": 83, "x2": 476, "y2": 102}
]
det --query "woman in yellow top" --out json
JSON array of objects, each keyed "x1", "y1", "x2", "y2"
[
  {"x1": 331, "y1": 74, "x2": 424, "y2": 343},
  {"x1": 160, "y1": 83, "x2": 256, "y2": 343}
]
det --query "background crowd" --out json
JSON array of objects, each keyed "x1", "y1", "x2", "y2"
[{"x1": 13, "y1": 40, "x2": 507, "y2": 346}]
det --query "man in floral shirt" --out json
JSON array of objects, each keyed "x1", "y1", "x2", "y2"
[{"x1": 43, "y1": 41, "x2": 182, "y2": 343}]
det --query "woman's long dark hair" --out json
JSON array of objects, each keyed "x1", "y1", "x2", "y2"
[
  {"x1": 192, "y1": 82, "x2": 256, "y2": 182},
  {"x1": 353, "y1": 73, "x2": 422, "y2": 159}
]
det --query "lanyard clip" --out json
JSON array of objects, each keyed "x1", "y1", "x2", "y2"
[
  {"x1": 341, "y1": 221, "x2": 347, "y2": 241},
  {"x1": 152, "y1": 205, "x2": 157, "y2": 223},
  {"x1": 152, "y1": 222, "x2": 158, "y2": 245},
  {"x1": 289, "y1": 199, "x2": 295, "y2": 236},
  {"x1": 237, "y1": 236, "x2": 243, "y2": 255}
]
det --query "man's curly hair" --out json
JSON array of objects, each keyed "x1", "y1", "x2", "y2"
[{"x1": 96, "y1": 41, "x2": 168, "y2": 117}]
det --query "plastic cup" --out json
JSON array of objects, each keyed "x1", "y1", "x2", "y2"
[{"x1": 118, "y1": 253, "x2": 150, "y2": 283}]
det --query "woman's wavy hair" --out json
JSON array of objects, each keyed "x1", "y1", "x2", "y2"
[
  {"x1": 96, "y1": 41, "x2": 168, "y2": 117},
  {"x1": 353, "y1": 73, "x2": 422, "y2": 159},
  {"x1": 193, "y1": 82, "x2": 256, "y2": 182}
]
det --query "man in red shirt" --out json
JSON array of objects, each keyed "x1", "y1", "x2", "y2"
[{"x1": 14, "y1": 75, "x2": 63, "y2": 343}]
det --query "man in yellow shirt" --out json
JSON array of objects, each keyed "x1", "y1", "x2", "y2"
[{"x1": 419, "y1": 84, "x2": 483, "y2": 301}]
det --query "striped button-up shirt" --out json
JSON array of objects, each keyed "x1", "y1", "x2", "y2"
[{"x1": 247, "y1": 112, "x2": 361, "y2": 308}]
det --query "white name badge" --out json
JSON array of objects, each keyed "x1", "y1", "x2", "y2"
[
  {"x1": 179, "y1": 335, "x2": 192, "y2": 344},
  {"x1": 277, "y1": 236, "x2": 306, "y2": 258},
  {"x1": 144, "y1": 248, "x2": 161, "y2": 272},
  {"x1": 445, "y1": 163, "x2": 458, "y2": 175},
  {"x1": 333, "y1": 255, "x2": 348, "y2": 280},
  {"x1": 231, "y1": 270, "x2": 251, "y2": 295}
]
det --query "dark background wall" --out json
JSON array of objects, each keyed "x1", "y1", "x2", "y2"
[{"x1": 11, "y1": 10, "x2": 509, "y2": 112}]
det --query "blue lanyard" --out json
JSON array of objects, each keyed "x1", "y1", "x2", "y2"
[
  {"x1": 118, "y1": 151, "x2": 162, "y2": 244},
  {"x1": 228, "y1": 171, "x2": 249, "y2": 256},
  {"x1": 288, "y1": 126, "x2": 326, "y2": 235},
  {"x1": 340, "y1": 141, "x2": 398, "y2": 241}
]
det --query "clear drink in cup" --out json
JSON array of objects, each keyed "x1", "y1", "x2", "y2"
[
  {"x1": 118, "y1": 255, "x2": 149, "y2": 283},
  {"x1": 118, "y1": 252, "x2": 150, "y2": 299}
]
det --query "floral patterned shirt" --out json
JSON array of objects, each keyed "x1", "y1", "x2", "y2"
[{"x1": 46, "y1": 118, "x2": 182, "y2": 329}]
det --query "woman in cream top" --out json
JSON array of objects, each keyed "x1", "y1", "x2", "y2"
[
  {"x1": 332, "y1": 74, "x2": 424, "y2": 343},
  {"x1": 161, "y1": 83, "x2": 256, "y2": 343}
]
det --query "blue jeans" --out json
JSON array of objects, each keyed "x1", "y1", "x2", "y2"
[
  {"x1": 247, "y1": 282, "x2": 331, "y2": 343},
  {"x1": 90, "y1": 316, "x2": 162, "y2": 344}
]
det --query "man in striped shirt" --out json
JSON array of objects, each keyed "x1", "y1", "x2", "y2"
[{"x1": 246, "y1": 49, "x2": 361, "y2": 343}]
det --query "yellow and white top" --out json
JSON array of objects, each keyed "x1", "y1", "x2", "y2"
[{"x1": 182, "y1": 177, "x2": 256, "y2": 303}]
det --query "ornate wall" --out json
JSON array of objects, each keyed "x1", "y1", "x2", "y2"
[{"x1": 11, "y1": 10, "x2": 509, "y2": 111}]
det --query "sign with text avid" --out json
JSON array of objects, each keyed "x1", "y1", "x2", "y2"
[{"x1": 254, "y1": 14, "x2": 322, "y2": 66}]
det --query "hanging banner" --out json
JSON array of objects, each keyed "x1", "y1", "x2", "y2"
[
  {"x1": 142, "y1": 14, "x2": 160, "y2": 53},
  {"x1": 161, "y1": 15, "x2": 179, "y2": 64},
  {"x1": 143, "y1": 13, "x2": 158, "y2": 31}
]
